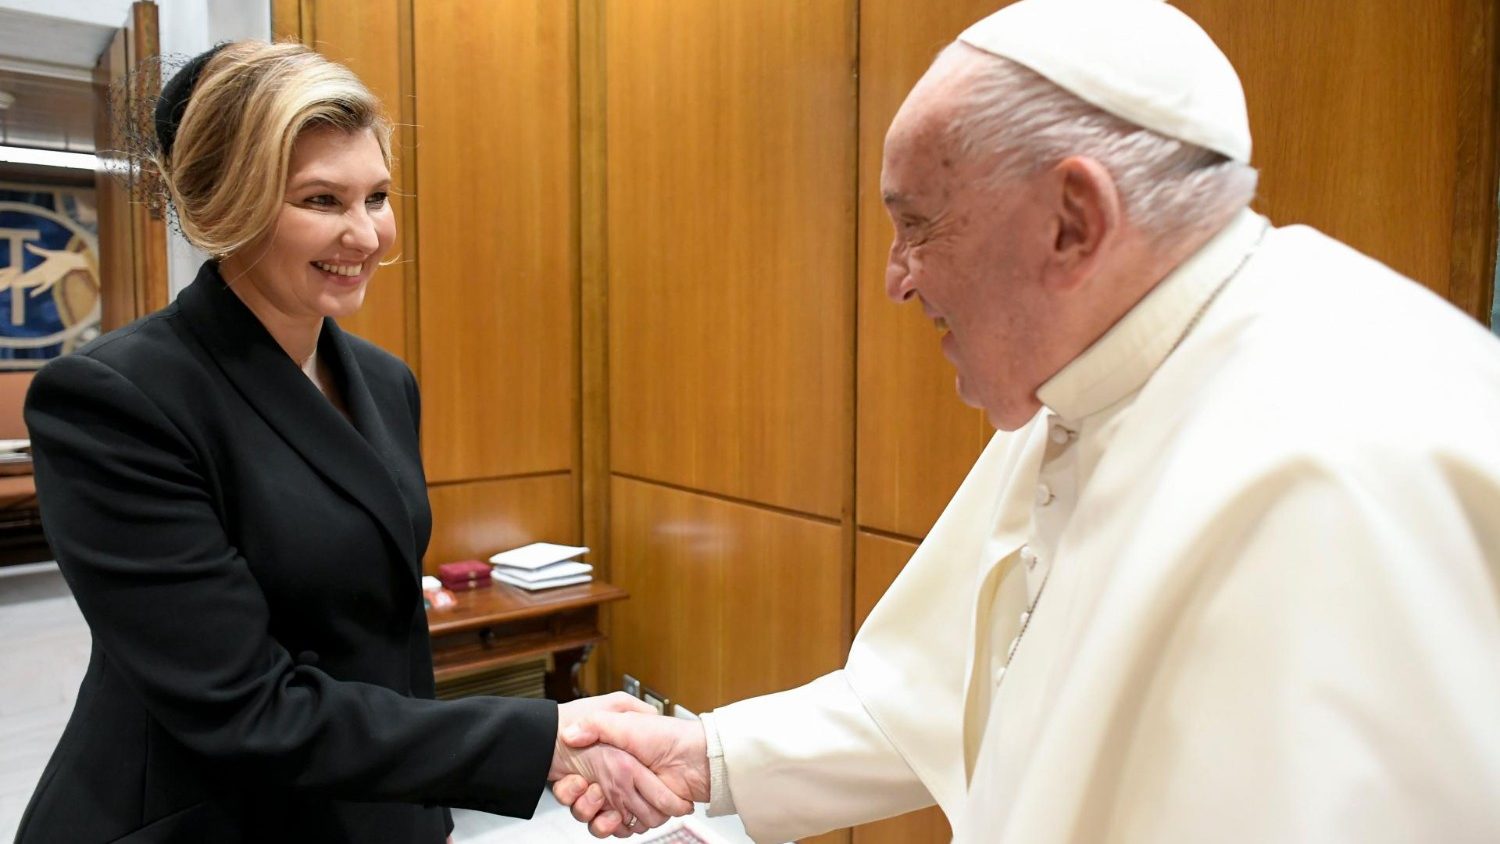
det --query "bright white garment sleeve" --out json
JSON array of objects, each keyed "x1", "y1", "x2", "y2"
[{"x1": 708, "y1": 670, "x2": 936, "y2": 844}]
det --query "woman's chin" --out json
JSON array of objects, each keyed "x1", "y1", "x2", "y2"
[{"x1": 319, "y1": 286, "x2": 369, "y2": 319}]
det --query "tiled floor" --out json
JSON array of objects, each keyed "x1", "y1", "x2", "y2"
[
  {"x1": 0, "y1": 562, "x2": 90, "y2": 840},
  {"x1": 0, "y1": 563, "x2": 753, "y2": 844}
]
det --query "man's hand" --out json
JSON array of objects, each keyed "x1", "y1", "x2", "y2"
[
  {"x1": 553, "y1": 710, "x2": 711, "y2": 836},
  {"x1": 551, "y1": 694, "x2": 695, "y2": 837}
]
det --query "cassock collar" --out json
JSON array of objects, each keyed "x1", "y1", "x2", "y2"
[
  {"x1": 1037, "y1": 208, "x2": 1269, "y2": 423},
  {"x1": 175, "y1": 261, "x2": 420, "y2": 577}
]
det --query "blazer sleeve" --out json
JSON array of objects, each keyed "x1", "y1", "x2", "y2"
[
  {"x1": 25, "y1": 352, "x2": 556, "y2": 818},
  {"x1": 709, "y1": 671, "x2": 936, "y2": 843}
]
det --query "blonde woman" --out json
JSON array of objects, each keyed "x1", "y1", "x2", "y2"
[{"x1": 15, "y1": 42, "x2": 687, "y2": 843}]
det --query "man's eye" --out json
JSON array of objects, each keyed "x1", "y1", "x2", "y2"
[{"x1": 366, "y1": 192, "x2": 389, "y2": 208}]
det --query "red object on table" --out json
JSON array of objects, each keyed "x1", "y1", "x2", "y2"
[{"x1": 438, "y1": 559, "x2": 492, "y2": 591}]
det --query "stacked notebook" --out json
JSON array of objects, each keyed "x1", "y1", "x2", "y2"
[{"x1": 489, "y1": 542, "x2": 594, "y2": 591}]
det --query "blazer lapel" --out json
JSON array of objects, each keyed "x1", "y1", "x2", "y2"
[
  {"x1": 176, "y1": 263, "x2": 419, "y2": 576},
  {"x1": 321, "y1": 317, "x2": 421, "y2": 577}
]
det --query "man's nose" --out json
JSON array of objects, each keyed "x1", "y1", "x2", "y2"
[{"x1": 885, "y1": 240, "x2": 914, "y2": 302}]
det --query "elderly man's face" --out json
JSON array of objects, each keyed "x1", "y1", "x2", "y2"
[{"x1": 881, "y1": 94, "x2": 1057, "y2": 431}]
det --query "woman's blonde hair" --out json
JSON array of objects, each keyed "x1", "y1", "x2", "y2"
[{"x1": 159, "y1": 41, "x2": 391, "y2": 258}]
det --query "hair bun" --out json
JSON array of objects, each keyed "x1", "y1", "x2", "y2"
[{"x1": 154, "y1": 43, "x2": 228, "y2": 161}]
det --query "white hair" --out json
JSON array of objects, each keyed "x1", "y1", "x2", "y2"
[{"x1": 935, "y1": 43, "x2": 1258, "y2": 242}]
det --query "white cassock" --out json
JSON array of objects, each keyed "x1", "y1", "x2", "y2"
[{"x1": 700, "y1": 209, "x2": 1500, "y2": 843}]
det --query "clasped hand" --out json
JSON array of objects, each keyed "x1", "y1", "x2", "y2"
[{"x1": 549, "y1": 693, "x2": 711, "y2": 838}]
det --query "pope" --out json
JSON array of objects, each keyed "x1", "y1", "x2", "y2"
[{"x1": 558, "y1": 1, "x2": 1500, "y2": 841}]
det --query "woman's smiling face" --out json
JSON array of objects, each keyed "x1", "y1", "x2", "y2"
[{"x1": 227, "y1": 124, "x2": 395, "y2": 324}]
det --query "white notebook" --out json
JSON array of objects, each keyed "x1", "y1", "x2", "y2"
[
  {"x1": 487, "y1": 542, "x2": 590, "y2": 571},
  {"x1": 493, "y1": 560, "x2": 594, "y2": 582},
  {"x1": 493, "y1": 570, "x2": 592, "y2": 591}
]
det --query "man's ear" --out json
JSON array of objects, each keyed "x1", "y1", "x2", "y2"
[{"x1": 1049, "y1": 156, "x2": 1121, "y2": 288}]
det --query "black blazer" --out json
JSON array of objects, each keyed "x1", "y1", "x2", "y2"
[{"x1": 16, "y1": 263, "x2": 556, "y2": 843}]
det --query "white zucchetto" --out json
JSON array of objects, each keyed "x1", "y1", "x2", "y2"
[{"x1": 958, "y1": 0, "x2": 1252, "y2": 163}]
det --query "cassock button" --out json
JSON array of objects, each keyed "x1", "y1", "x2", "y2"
[
  {"x1": 1019, "y1": 610, "x2": 1030, "y2": 627},
  {"x1": 1049, "y1": 424, "x2": 1074, "y2": 445},
  {"x1": 296, "y1": 650, "x2": 320, "y2": 667},
  {"x1": 1035, "y1": 484, "x2": 1055, "y2": 506},
  {"x1": 1019, "y1": 545, "x2": 1037, "y2": 570}
]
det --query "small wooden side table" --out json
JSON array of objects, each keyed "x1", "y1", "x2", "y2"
[{"x1": 426, "y1": 580, "x2": 627, "y2": 701}]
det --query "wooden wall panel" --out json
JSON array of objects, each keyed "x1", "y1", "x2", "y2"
[
  {"x1": 301, "y1": 0, "x2": 413, "y2": 361},
  {"x1": 856, "y1": 0, "x2": 998, "y2": 540},
  {"x1": 414, "y1": 0, "x2": 578, "y2": 483},
  {"x1": 851, "y1": 532, "x2": 949, "y2": 844},
  {"x1": 605, "y1": 0, "x2": 857, "y2": 519},
  {"x1": 609, "y1": 476, "x2": 845, "y2": 712},
  {"x1": 425, "y1": 474, "x2": 578, "y2": 576},
  {"x1": 853, "y1": 531, "x2": 917, "y2": 627},
  {"x1": 269, "y1": 0, "x2": 300, "y2": 42},
  {"x1": 852, "y1": 807, "x2": 951, "y2": 844},
  {"x1": 1176, "y1": 0, "x2": 1463, "y2": 298}
]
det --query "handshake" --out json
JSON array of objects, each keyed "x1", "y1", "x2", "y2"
[{"x1": 549, "y1": 693, "x2": 713, "y2": 838}]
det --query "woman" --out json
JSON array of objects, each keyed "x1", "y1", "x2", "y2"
[{"x1": 14, "y1": 42, "x2": 685, "y2": 842}]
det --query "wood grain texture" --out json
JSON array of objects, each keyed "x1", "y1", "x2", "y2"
[
  {"x1": 853, "y1": 531, "x2": 917, "y2": 627},
  {"x1": 270, "y1": 0, "x2": 301, "y2": 41},
  {"x1": 1176, "y1": 0, "x2": 1461, "y2": 297},
  {"x1": 94, "y1": 27, "x2": 133, "y2": 332},
  {"x1": 579, "y1": 0, "x2": 610, "y2": 578},
  {"x1": 852, "y1": 806, "x2": 950, "y2": 844},
  {"x1": 306, "y1": 0, "x2": 413, "y2": 361},
  {"x1": 128, "y1": 1, "x2": 169, "y2": 318},
  {"x1": 424, "y1": 473, "x2": 579, "y2": 576},
  {"x1": 608, "y1": 476, "x2": 845, "y2": 713},
  {"x1": 413, "y1": 0, "x2": 578, "y2": 482},
  {"x1": 427, "y1": 580, "x2": 626, "y2": 636},
  {"x1": 1451, "y1": 0, "x2": 1500, "y2": 324},
  {"x1": 856, "y1": 0, "x2": 997, "y2": 540},
  {"x1": 604, "y1": 0, "x2": 857, "y2": 519}
]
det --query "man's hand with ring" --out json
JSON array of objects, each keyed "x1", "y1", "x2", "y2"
[
  {"x1": 553, "y1": 709, "x2": 711, "y2": 837},
  {"x1": 550, "y1": 694, "x2": 694, "y2": 838}
]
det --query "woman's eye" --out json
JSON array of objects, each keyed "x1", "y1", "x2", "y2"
[
  {"x1": 305, "y1": 194, "x2": 338, "y2": 208},
  {"x1": 366, "y1": 192, "x2": 389, "y2": 208}
]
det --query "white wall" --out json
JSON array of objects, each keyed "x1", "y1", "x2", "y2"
[{"x1": 0, "y1": 0, "x2": 132, "y2": 30}]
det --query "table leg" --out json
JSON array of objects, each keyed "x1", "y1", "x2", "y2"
[{"x1": 547, "y1": 643, "x2": 597, "y2": 701}]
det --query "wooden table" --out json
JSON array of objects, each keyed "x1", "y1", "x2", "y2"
[{"x1": 426, "y1": 580, "x2": 628, "y2": 701}]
